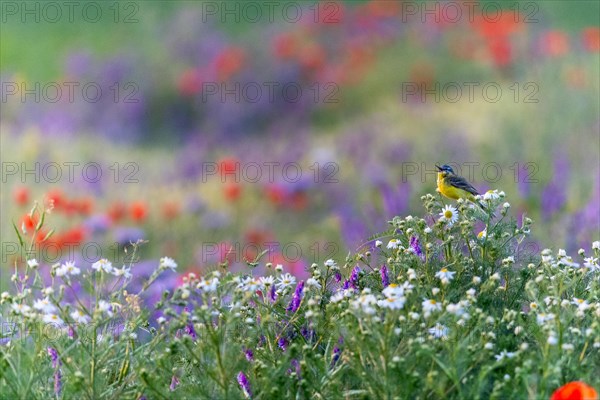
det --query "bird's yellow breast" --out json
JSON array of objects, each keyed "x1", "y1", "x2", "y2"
[{"x1": 437, "y1": 173, "x2": 475, "y2": 201}]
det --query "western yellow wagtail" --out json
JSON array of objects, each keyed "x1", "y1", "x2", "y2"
[{"x1": 436, "y1": 164, "x2": 493, "y2": 215}]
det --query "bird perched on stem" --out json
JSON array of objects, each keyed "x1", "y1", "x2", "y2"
[{"x1": 436, "y1": 164, "x2": 493, "y2": 216}]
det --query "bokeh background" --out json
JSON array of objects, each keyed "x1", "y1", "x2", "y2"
[{"x1": 1, "y1": 0, "x2": 599, "y2": 293}]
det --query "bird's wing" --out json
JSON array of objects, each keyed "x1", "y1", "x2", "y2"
[{"x1": 445, "y1": 176, "x2": 479, "y2": 196}]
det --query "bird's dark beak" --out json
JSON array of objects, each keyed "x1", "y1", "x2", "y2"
[{"x1": 435, "y1": 164, "x2": 442, "y2": 171}]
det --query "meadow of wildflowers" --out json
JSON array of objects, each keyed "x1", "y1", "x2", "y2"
[{"x1": 1, "y1": 0, "x2": 599, "y2": 398}]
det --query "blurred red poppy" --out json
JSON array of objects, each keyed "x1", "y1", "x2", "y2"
[
  {"x1": 299, "y1": 43, "x2": 326, "y2": 73},
  {"x1": 46, "y1": 189, "x2": 64, "y2": 210},
  {"x1": 130, "y1": 201, "x2": 148, "y2": 222},
  {"x1": 273, "y1": 33, "x2": 299, "y2": 60},
  {"x1": 162, "y1": 201, "x2": 181, "y2": 220},
  {"x1": 582, "y1": 27, "x2": 600, "y2": 52},
  {"x1": 289, "y1": 192, "x2": 308, "y2": 211},
  {"x1": 13, "y1": 186, "x2": 29, "y2": 206},
  {"x1": 551, "y1": 381, "x2": 598, "y2": 400},
  {"x1": 541, "y1": 30, "x2": 570, "y2": 57},
  {"x1": 60, "y1": 226, "x2": 87, "y2": 247},
  {"x1": 78, "y1": 198, "x2": 94, "y2": 215},
  {"x1": 214, "y1": 47, "x2": 246, "y2": 81},
  {"x1": 178, "y1": 68, "x2": 204, "y2": 96},
  {"x1": 218, "y1": 157, "x2": 239, "y2": 180},
  {"x1": 364, "y1": 0, "x2": 400, "y2": 18},
  {"x1": 265, "y1": 184, "x2": 286, "y2": 206},
  {"x1": 108, "y1": 201, "x2": 127, "y2": 222},
  {"x1": 224, "y1": 183, "x2": 242, "y2": 201},
  {"x1": 20, "y1": 213, "x2": 39, "y2": 233}
]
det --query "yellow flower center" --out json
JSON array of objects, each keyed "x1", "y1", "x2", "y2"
[
  {"x1": 441, "y1": 268, "x2": 447, "y2": 273},
  {"x1": 444, "y1": 210, "x2": 453, "y2": 219},
  {"x1": 430, "y1": 300, "x2": 436, "y2": 305},
  {"x1": 389, "y1": 283, "x2": 398, "y2": 288}
]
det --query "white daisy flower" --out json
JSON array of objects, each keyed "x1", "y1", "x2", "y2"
[
  {"x1": 98, "y1": 300, "x2": 114, "y2": 317},
  {"x1": 11, "y1": 303, "x2": 32, "y2": 315},
  {"x1": 483, "y1": 190, "x2": 500, "y2": 201},
  {"x1": 571, "y1": 298, "x2": 590, "y2": 312},
  {"x1": 43, "y1": 313, "x2": 64, "y2": 325},
  {"x1": 324, "y1": 259, "x2": 338, "y2": 268},
  {"x1": 242, "y1": 277, "x2": 263, "y2": 292},
  {"x1": 435, "y1": 268, "x2": 456, "y2": 285},
  {"x1": 70, "y1": 310, "x2": 90, "y2": 324},
  {"x1": 276, "y1": 273, "x2": 296, "y2": 290},
  {"x1": 92, "y1": 259, "x2": 113, "y2": 273},
  {"x1": 536, "y1": 313, "x2": 555, "y2": 326},
  {"x1": 387, "y1": 239, "x2": 401, "y2": 249},
  {"x1": 439, "y1": 205, "x2": 458, "y2": 226},
  {"x1": 378, "y1": 295, "x2": 406, "y2": 310},
  {"x1": 160, "y1": 257, "x2": 177, "y2": 270},
  {"x1": 259, "y1": 276, "x2": 275, "y2": 287},
  {"x1": 112, "y1": 266, "x2": 132, "y2": 279},
  {"x1": 352, "y1": 293, "x2": 378, "y2": 315},
  {"x1": 197, "y1": 277, "x2": 219, "y2": 292},
  {"x1": 592, "y1": 241, "x2": 600, "y2": 250},
  {"x1": 422, "y1": 299, "x2": 442, "y2": 315},
  {"x1": 428, "y1": 324, "x2": 449, "y2": 339},
  {"x1": 33, "y1": 297, "x2": 57, "y2": 314},
  {"x1": 494, "y1": 350, "x2": 516, "y2": 361},
  {"x1": 306, "y1": 278, "x2": 322, "y2": 290},
  {"x1": 375, "y1": 240, "x2": 383, "y2": 248},
  {"x1": 382, "y1": 283, "x2": 404, "y2": 298},
  {"x1": 27, "y1": 259, "x2": 39, "y2": 268}
]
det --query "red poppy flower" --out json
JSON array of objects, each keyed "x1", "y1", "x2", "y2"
[
  {"x1": 13, "y1": 186, "x2": 29, "y2": 206},
  {"x1": 178, "y1": 68, "x2": 204, "y2": 96},
  {"x1": 224, "y1": 183, "x2": 242, "y2": 201},
  {"x1": 77, "y1": 198, "x2": 94, "y2": 215},
  {"x1": 265, "y1": 184, "x2": 286, "y2": 206},
  {"x1": 46, "y1": 189, "x2": 64, "y2": 210},
  {"x1": 61, "y1": 226, "x2": 87, "y2": 246},
  {"x1": 162, "y1": 201, "x2": 180, "y2": 220},
  {"x1": 273, "y1": 33, "x2": 298, "y2": 60},
  {"x1": 130, "y1": 201, "x2": 148, "y2": 223},
  {"x1": 107, "y1": 201, "x2": 127, "y2": 222},
  {"x1": 582, "y1": 27, "x2": 600, "y2": 52},
  {"x1": 364, "y1": 0, "x2": 400, "y2": 18},
  {"x1": 551, "y1": 381, "x2": 598, "y2": 400},
  {"x1": 20, "y1": 213, "x2": 39, "y2": 233},
  {"x1": 289, "y1": 192, "x2": 308, "y2": 211},
  {"x1": 218, "y1": 157, "x2": 239, "y2": 181},
  {"x1": 299, "y1": 43, "x2": 326, "y2": 73},
  {"x1": 541, "y1": 30, "x2": 570, "y2": 57},
  {"x1": 214, "y1": 47, "x2": 246, "y2": 81}
]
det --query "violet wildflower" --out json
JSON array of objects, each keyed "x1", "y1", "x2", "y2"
[
  {"x1": 410, "y1": 236, "x2": 424, "y2": 260},
  {"x1": 269, "y1": 284, "x2": 277, "y2": 302},
  {"x1": 278, "y1": 337, "x2": 288, "y2": 352},
  {"x1": 170, "y1": 375, "x2": 180, "y2": 391},
  {"x1": 286, "y1": 281, "x2": 304, "y2": 313},
  {"x1": 380, "y1": 264, "x2": 390, "y2": 287},
  {"x1": 342, "y1": 279, "x2": 350, "y2": 290},
  {"x1": 287, "y1": 359, "x2": 302, "y2": 380},
  {"x1": 331, "y1": 337, "x2": 344, "y2": 367},
  {"x1": 47, "y1": 347, "x2": 61, "y2": 396},
  {"x1": 334, "y1": 271, "x2": 342, "y2": 283},
  {"x1": 350, "y1": 266, "x2": 361, "y2": 289},
  {"x1": 237, "y1": 372, "x2": 252, "y2": 398},
  {"x1": 244, "y1": 348, "x2": 254, "y2": 362},
  {"x1": 185, "y1": 322, "x2": 197, "y2": 340}
]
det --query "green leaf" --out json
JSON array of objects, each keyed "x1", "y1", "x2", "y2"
[{"x1": 12, "y1": 221, "x2": 25, "y2": 248}]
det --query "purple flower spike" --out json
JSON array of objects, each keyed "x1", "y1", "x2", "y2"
[
  {"x1": 334, "y1": 271, "x2": 342, "y2": 283},
  {"x1": 278, "y1": 337, "x2": 288, "y2": 352},
  {"x1": 170, "y1": 375, "x2": 180, "y2": 391},
  {"x1": 350, "y1": 266, "x2": 361, "y2": 289},
  {"x1": 47, "y1": 347, "x2": 62, "y2": 396},
  {"x1": 47, "y1": 347, "x2": 60, "y2": 369},
  {"x1": 286, "y1": 281, "x2": 305, "y2": 313},
  {"x1": 237, "y1": 372, "x2": 252, "y2": 398},
  {"x1": 342, "y1": 279, "x2": 350, "y2": 290},
  {"x1": 410, "y1": 236, "x2": 424, "y2": 260},
  {"x1": 185, "y1": 322, "x2": 197, "y2": 340},
  {"x1": 380, "y1": 264, "x2": 390, "y2": 287},
  {"x1": 269, "y1": 284, "x2": 277, "y2": 302},
  {"x1": 244, "y1": 348, "x2": 254, "y2": 362}
]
